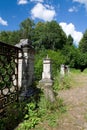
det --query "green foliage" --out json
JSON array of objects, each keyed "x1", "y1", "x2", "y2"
[
  {"x1": 0, "y1": 18, "x2": 72, "y2": 50},
  {"x1": 59, "y1": 75, "x2": 71, "y2": 90},
  {"x1": 34, "y1": 49, "x2": 65, "y2": 80},
  {"x1": 62, "y1": 45, "x2": 77, "y2": 67},
  {"x1": 53, "y1": 71, "x2": 71, "y2": 91},
  {"x1": 0, "y1": 31, "x2": 9, "y2": 43},
  {"x1": 17, "y1": 102, "x2": 40, "y2": 130},
  {"x1": 47, "y1": 50, "x2": 65, "y2": 75},
  {"x1": 62, "y1": 45, "x2": 87, "y2": 71},
  {"x1": 66, "y1": 34, "x2": 73, "y2": 46},
  {"x1": 37, "y1": 94, "x2": 66, "y2": 128},
  {"x1": 70, "y1": 68, "x2": 81, "y2": 74},
  {"x1": 19, "y1": 18, "x2": 35, "y2": 40},
  {"x1": 0, "y1": 31, "x2": 21, "y2": 45},
  {"x1": 79, "y1": 30, "x2": 87, "y2": 53},
  {"x1": 34, "y1": 49, "x2": 47, "y2": 80},
  {"x1": 0, "y1": 88, "x2": 66, "y2": 130},
  {"x1": 0, "y1": 100, "x2": 40, "y2": 130},
  {"x1": 79, "y1": 30, "x2": 87, "y2": 69},
  {"x1": 0, "y1": 102, "x2": 26, "y2": 130},
  {"x1": 83, "y1": 68, "x2": 87, "y2": 73},
  {"x1": 32, "y1": 20, "x2": 67, "y2": 50}
]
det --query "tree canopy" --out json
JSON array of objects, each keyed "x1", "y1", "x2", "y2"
[
  {"x1": 79, "y1": 30, "x2": 87, "y2": 53},
  {"x1": 32, "y1": 21, "x2": 67, "y2": 50},
  {"x1": 0, "y1": 18, "x2": 87, "y2": 72},
  {"x1": 19, "y1": 18, "x2": 35, "y2": 40}
]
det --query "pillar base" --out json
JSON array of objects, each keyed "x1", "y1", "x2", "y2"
[
  {"x1": 39, "y1": 78, "x2": 53, "y2": 86},
  {"x1": 39, "y1": 79, "x2": 55, "y2": 102}
]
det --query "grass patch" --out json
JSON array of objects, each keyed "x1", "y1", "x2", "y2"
[
  {"x1": 70, "y1": 68, "x2": 81, "y2": 74},
  {"x1": 83, "y1": 68, "x2": 87, "y2": 74},
  {"x1": 15, "y1": 94, "x2": 66, "y2": 130},
  {"x1": 53, "y1": 71, "x2": 72, "y2": 91},
  {"x1": 32, "y1": 95, "x2": 66, "y2": 129}
]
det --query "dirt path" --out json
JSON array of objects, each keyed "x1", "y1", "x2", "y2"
[{"x1": 57, "y1": 73, "x2": 87, "y2": 130}]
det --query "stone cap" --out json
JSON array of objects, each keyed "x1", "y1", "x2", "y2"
[
  {"x1": 44, "y1": 55, "x2": 51, "y2": 60},
  {"x1": 15, "y1": 39, "x2": 33, "y2": 48}
]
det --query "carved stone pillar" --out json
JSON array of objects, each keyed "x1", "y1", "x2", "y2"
[
  {"x1": 39, "y1": 56, "x2": 55, "y2": 102},
  {"x1": 16, "y1": 39, "x2": 35, "y2": 98}
]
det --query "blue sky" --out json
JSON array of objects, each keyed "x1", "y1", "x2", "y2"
[{"x1": 0, "y1": 0, "x2": 87, "y2": 46}]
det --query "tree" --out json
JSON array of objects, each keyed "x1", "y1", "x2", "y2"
[
  {"x1": 79, "y1": 30, "x2": 87, "y2": 53},
  {"x1": 0, "y1": 31, "x2": 9, "y2": 43},
  {"x1": 62, "y1": 45, "x2": 77, "y2": 67},
  {"x1": 66, "y1": 35, "x2": 73, "y2": 46},
  {"x1": 33, "y1": 21, "x2": 67, "y2": 50},
  {"x1": 8, "y1": 31, "x2": 21, "y2": 45},
  {"x1": 19, "y1": 18, "x2": 35, "y2": 40},
  {"x1": 62, "y1": 44, "x2": 87, "y2": 71},
  {"x1": 0, "y1": 31, "x2": 21, "y2": 45},
  {"x1": 32, "y1": 22, "x2": 46, "y2": 50}
]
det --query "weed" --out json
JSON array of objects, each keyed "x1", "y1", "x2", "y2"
[
  {"x1": 16, "y1": 102, "x2": 40, "y2": 130},
  {"x1": 53, "y1": 71, "x2": 71, "y2": 91},
  {"x1": 37, "y1": 94, "x2": 66, "y2": 128}
]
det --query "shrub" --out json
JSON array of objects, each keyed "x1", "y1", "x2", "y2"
[
  {"x1": 34, "y1": 50, "x2": 65, "y2": 80},
  {"x1": 16, "y1": 102, "x2": 40, "y2": 130}
]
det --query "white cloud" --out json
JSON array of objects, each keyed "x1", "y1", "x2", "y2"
[
  {"x1": 59, "y1": 22, "x2": 83, "y2": 46},
  {"x1": 17, "y1": 0, "x2": 28, "y2": 5},
  {"x1": 30, "y1": 0, "x2": 44, "y2": 2},
  {"x1": 31, "y1": 3, "x2": 56, "y2": 21},
  {"x1": 44, "y1": 4, "x2": 54, "y2": 10},
  {"x1": 73, "y1": 0, "x2": 87, "y2": 9},
  {"x1": 68, "y1": 6, "x2": 78, "y2": 12},
  {"x1": 0, "y1": 17, "x2": 8, "y2": 26}
]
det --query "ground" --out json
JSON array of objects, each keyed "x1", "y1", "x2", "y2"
[
  {"x1": 58, "y1": 73, "x2": 87, "y2": 130},
  {"x1": 34, "y1": 72, "x2": 87, "y2": 130}
]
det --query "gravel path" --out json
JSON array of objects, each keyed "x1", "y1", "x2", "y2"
[{"x1": 57, "y1": 74, "x2": 87, "y2": 130}]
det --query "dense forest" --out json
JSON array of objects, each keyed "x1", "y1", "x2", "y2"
[{"x1": 0, "y1": 18, "x2": 87, "y2": 76}]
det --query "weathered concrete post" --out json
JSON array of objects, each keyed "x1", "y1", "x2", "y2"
[
  {"x1": 60, "y1": 64, "x2": 65, "y2": 77},
  {"x1": 39, "y1": 56, "x2": 55, "y2": 102},
  {"x1": 60, "y1": 64, "x2": 69, "y2": 77},
  {"x1": 22, "y1": 44, "x2": 35, "y2": 92},
  {"x1": 42, "y1": 55, "x2": 52, "y2": 79},
  {"x1": 15, "y1": 39, "x2": 35, "y2": 98},
  {"x1": 18, "y1": 49, "x2": 23, "y2": 90}
]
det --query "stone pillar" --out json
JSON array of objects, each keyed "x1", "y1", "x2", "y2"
[
  {"x1": 60, "y1": 64, "x2": 69, "y2": 77},
  {"x1": 42, "y1": 56, "x2": 52, "y2": 80},
  {"x1": 39, "y1": 56, "x2": 55, "y2": 102},
  {"x1": 60, "y1": 64, "x2": 65, "y2": 77},
  {"x1": 20, "y1": 45, "x2": 35, "y2": 97},
  {"x1": 22, "y1": 45, "x2": 29, "y2": 94},
  {"x1": 18, "y1": 50, "x2": 23, "y2": 90},
  {"x1": 16, "y1": 39, "x2": 35, "y2": 98}
]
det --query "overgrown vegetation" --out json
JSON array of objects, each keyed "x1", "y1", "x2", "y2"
[
  {"x1": 34, "y1": 95, "x2": 66, "y2": 129},
  {"x1": 0, "y1": 93, "x2": 66, "y2": 130},
  {"x1": 53, "y1": 71, "x2": 71, "y2": 91},
  {"x1": 0, "y1": 102, "x2": 25, "y2": 130}
]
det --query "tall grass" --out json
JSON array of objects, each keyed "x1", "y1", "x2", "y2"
[{"x1": 53, "y1": 71, "x2": 72, "y2": 91}]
